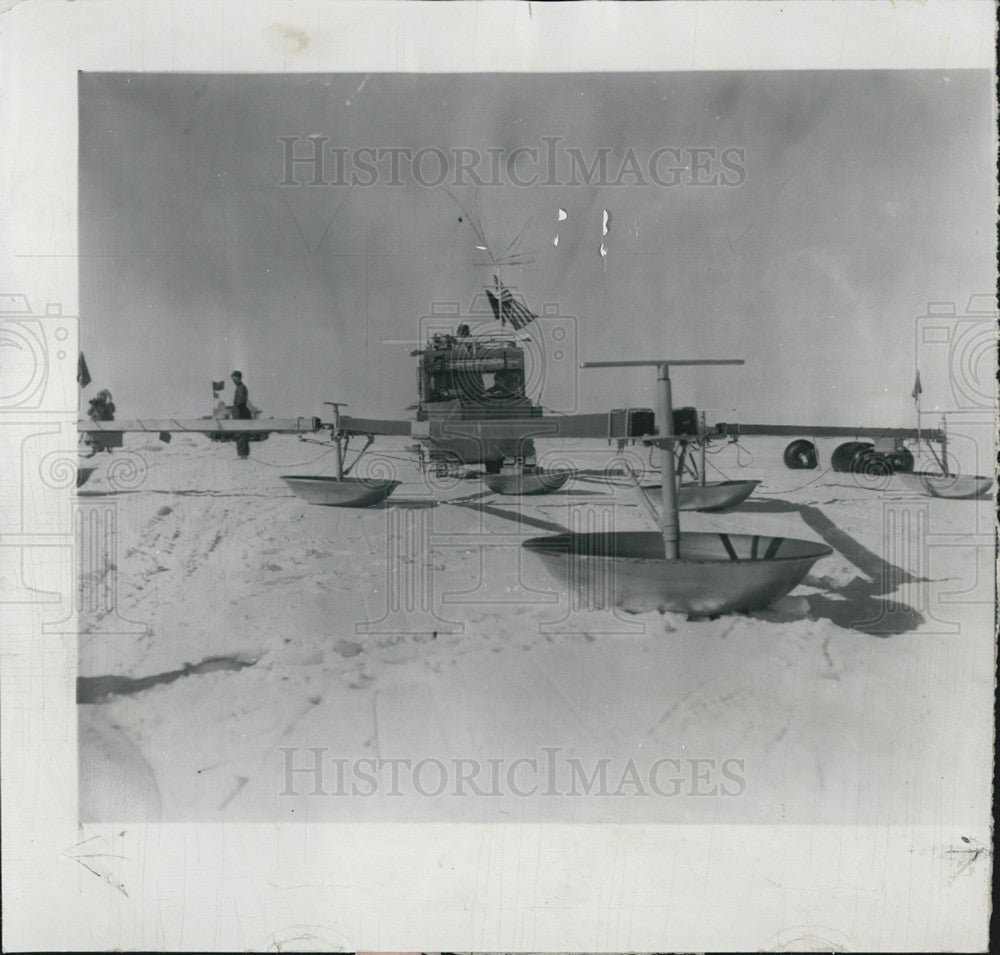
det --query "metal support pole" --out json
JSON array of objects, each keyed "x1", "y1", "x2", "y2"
[
  {"x1": 334, "y1": 437, "x2": 345, "y2": 480},
  {"x1": 940, "y1": 414, "x2": 949, "y2": 474},
  {"x1": 676, "y1": 444, "x2": 688, "y2": 491},
  {"x1": 624, "y1": 461, "x2": 662, "y2": 526},
  {"x1": 699, "y1": 411, "x2": 707, "y2": 487},
  {"x1": 579, "y1": 358, "x2": 743, "y2": 563},
  {"x1": 658, "y1": 363, "x2": 679, "y2": 560},
  {"x1": 325, "y1": 401, "x2": 347, "y2": 481}
]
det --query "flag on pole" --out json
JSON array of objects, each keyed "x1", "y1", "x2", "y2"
[
  {"x1": 212, "y1": 380, "x2": 226, "y2": 393},
  {"x1": 911, "y1": 370, "x2": 922, "y2": 405},
  {"x1": 77, "y1": 352, "x2": 91, "y2": 389},
  {"x1": 485, "y1": 283, "x2": 538, "y2": 330}
]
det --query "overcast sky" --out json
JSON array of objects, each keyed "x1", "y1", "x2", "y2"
[{"x1": 79, "y1": 71, "x2": 994, "y2": 425}]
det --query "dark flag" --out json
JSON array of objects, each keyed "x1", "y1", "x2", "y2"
[
  {"x1": 77, "y1": 352, "x2": 91, "y2": 389},
  {"x1": 159, "y1": 431, "x2": 172, "y2": 444},
  {"x1": 485, "y1": 284, "x2": 538, "y2": 331},
  {"x1": 911, "y1": 370, "x2": 922, "y2": 406},
  {"x1": 486, "y1": 289, "x2": 503, "y2": 323},
  {"x1": 212, "y1": 380, "x2": 226, "y2": 393}
]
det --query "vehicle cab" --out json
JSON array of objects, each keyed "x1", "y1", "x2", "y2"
[{"x1": 416, "y1": 333, "x2": 541, "y2": 420}]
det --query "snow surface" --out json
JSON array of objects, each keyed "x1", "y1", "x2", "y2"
[{"x1": 76, "y1": 431, "x2": 995, "y2": 827}]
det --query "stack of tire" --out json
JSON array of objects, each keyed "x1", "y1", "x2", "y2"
[
  {"x1": 830, "y1": 441, "x2": 914, "y2": 476},
  {"x1": 782, "y1": 439, "x2": 915, "y2": 474}
]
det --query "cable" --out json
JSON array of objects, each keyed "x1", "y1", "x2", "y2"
[
  {"x1": 770, "y1": 467, "x2": 841, "y2": 495},
  {"x1": 732, "y1": 438, "x2": 754, "y2": 468},
  {"x1": 537, "y1": 403, "x2": 577, "y2": 418},
  {"x1": 698, "y1": 454, "x2": 738, "y2": 483},
  {"x1": 246, "y1": 445, "x2": 338, "y2": 468}
]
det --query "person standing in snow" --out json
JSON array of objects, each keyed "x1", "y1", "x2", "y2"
[
  {"x1": 231, "y1": 370, "x2": 252, "y2": 459},
  {"x1": 84, "y1": 389, "x2": 117, "y2": 456}
]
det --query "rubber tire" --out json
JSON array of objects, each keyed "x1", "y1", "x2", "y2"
[
  {"x1": 854, "y1": 450, "x2": 894, "y2": 477},
  {"x1": 886, "y1": 448, "x2": 914, "y2": 473},
  {"x1": 831, "y1": 441, "x2": 873, "y2": 473},
  {"x1": 432, "y1": 451, "x2": 463, "y2": 478},
  {"x1": 783, "y1": 439, "x2": 818, "y2": 470}
]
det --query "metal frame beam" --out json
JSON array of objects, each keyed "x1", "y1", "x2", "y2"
[{"x1": 78, "y1": 417, "x2": 322, "y2": 435}]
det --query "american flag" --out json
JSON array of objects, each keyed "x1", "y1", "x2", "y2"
[{"x1": 485, "y1": 283, "x2": 538, "y2": 330}]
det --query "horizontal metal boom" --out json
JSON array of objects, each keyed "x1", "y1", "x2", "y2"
[
  {"x1": 581, "y1": 359, "x2": 745, "y2": 368},
  {"x1": 713, "y1": 422, "x2": 945, "y2": 441},
  {"x1": 79, "y1": 417, "x2": 321, "y2": 435}
]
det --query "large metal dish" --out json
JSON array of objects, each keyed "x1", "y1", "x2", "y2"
[
  {"x1": 893, "y1": 471, "x2": 993, "y2": 500},
  {"x1": 281, "y1": 475, "x2": 399, "y2": 507},
  {"x1": 522, "y1": 530, "x2": 832, "y2": 615},
  {"x1": 483, "y1": 468, "x2": 572, "y2": 496},
  {"x1": 642, "y1": 480, "x2": 761, "y2": 512}
]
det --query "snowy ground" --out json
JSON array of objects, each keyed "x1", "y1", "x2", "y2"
[{"x1": 76, "y1": 430, "x2": 995, "y2": 827}]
